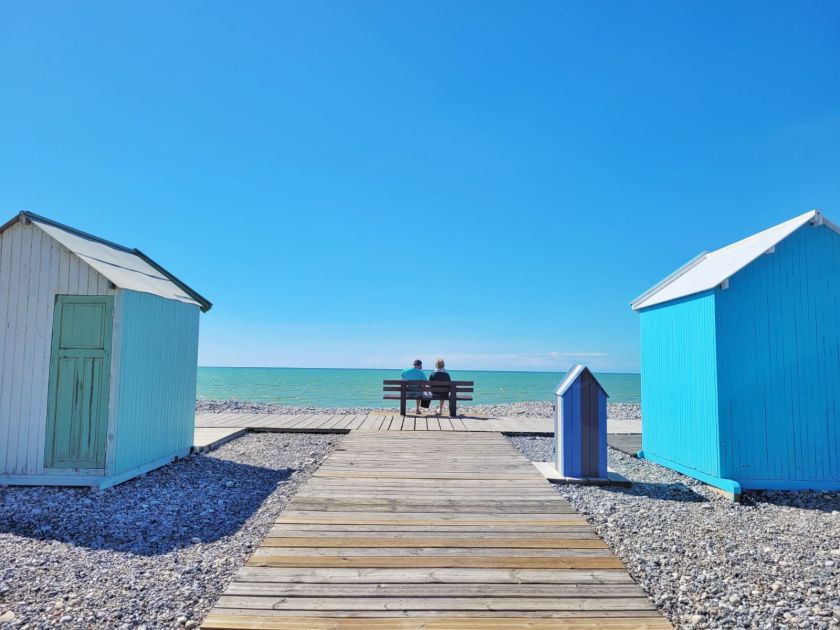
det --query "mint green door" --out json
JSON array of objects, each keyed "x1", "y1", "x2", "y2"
[{"x1": 44, "y1": 295, "x2": 114, "y2": 469}]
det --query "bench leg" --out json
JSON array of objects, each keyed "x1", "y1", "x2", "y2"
[
  {"x1": 449, "y1": 384, "x2": 457, "y2": 417},
  {"x1": 400, "y1": 390, "x2": 407, "y2": 417}
]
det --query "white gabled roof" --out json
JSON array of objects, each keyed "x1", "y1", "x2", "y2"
[
  {"x1": 555, "y1": 364, "x2": 608, "y2": 397},
  {"x1": 1, "y1": 212, "x2": 212, "y2": 311},
  {"x1": 631, "y1": 209, "x2": 835, "y2": 311}
]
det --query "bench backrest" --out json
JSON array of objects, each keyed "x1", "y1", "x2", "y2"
[{"x1": 383, "y1": 380, "x2": 474, "y2": 393}]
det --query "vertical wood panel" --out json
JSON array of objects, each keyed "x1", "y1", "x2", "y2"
[
  {"x1": 111, "y1": 290, "x2": 199, "y2": 475},
  {"x1": 639, "y1": 291, "x2": 720, "y2": 477},
  {"x1": 0, "y1": 222, "x2": 114, "y2": 475},
  {"x1": 716, "y1": 224, "x2": 840, "y2": 485}
]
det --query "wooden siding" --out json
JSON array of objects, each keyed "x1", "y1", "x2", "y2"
[
  {"x1": 639, "y1": 291, "x2": 721, "y2": 477},
  {"x1": 0, "y1": 221, "x2": 115, "y2": 476},
  {"x1": 110, "y1": 290, "x2": 199, "y2": 475},
  {"x1": 716, "y1": 223, "x2": 840, "y2": 486}
]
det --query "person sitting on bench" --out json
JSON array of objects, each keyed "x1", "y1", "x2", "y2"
[
  {"x1": 401, "y1": 359, "x2": 428, "y2": 414},
  {"x1": 429, "y1": 358, "x2": 451, "y2": 415}
]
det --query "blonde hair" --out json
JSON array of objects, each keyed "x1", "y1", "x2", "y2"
[{"x1": 435, "y1": 358, "x2": 445, "y2": 369}]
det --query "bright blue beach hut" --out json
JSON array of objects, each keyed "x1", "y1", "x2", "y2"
[
  {"x1": 631, "y1": 209, "x2": 840, "y2": 494},
  {"x1": 0, "y1": 212, "x2": 211, "y2": 488}
]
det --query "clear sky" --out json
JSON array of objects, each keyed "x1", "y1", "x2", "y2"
[{"x1": 2, "y1": 1, "x2": 839, "y2": 372}]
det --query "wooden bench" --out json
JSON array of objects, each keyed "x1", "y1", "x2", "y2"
[{"x1": 383, "y1": 380, "x2": 474, "y2": 417}]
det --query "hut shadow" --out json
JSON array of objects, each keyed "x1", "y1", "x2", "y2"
[
  {"x1": 0, "y1": 455, "x2": 293, "y2": 555},
  {"x1": 593, "y1": 480, "x2": 710, "y2": 504},
  {"x1": 742, "y1": 490, "x2": 840, "y2": 513}
]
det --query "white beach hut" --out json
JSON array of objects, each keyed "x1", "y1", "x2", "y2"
[{"x1": 0, "y1": 211, "x2": 211, "y2": 488}]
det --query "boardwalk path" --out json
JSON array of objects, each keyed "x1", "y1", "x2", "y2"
[
  {"x1": 195, "y1": 412, "x2": 642, "y2": 435},
  {"x1": 202, "y1": 432, "x2": 669, "y2": 629}
]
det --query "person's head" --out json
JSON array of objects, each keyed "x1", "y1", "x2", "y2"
[
  {"x1": 435, "y1": 358, "x2": 445, "y2": 370},
  {"x1": 413, "y1": 359, "x2": 422, "y2": 369}
]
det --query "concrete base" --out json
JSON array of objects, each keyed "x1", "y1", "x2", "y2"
[
  {"x1": 0, "y1": 448, "x2": 191, "y2": 490},
  {"x1": 532, "y1": 461, "x2": 632, "y2": 487},
  {"x1": 637, "y1": 449, "x2": 742, "y2": 501}
]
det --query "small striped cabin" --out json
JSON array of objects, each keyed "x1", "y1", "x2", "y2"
[
  {"x1": 632, "y1": 209, "x2": 840, "y2": 494},
  {"x1": 554, "y1": 365, "x2": 608, "y2": 479},
  {"x1": 0, "y1": 212, "x2": 211, "y2": 488}
]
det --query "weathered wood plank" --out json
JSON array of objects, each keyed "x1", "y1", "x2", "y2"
[
  {"x1": 215, "y1": 595, "x2": 655, "y2": 611},
  {"x1": 232, "y1": 567, "x2": 635, "y2": 584},
  {"x1": 261, "y1": 537, "x2": 607, "y2": 549},
  {"x1": 202, "y1": 614, "x2": 671, "y2": 628},
  {"x1": 246, "y1": 556, "x2": 625, "y2": 569},
  {"x1": 222, "y1": 582, "x2": 641, "y2": 597}
]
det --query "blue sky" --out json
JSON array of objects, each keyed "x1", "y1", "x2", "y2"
[{"x1": 2, "y1": 1, "x2": 839, "y2": 372}]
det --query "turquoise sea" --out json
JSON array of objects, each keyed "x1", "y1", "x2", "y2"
[{"x1": 197, "y1": 367, "x2": 640, "y2": 407}]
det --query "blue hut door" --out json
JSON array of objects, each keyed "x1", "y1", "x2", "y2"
[{"x1": 44, "y1": 295, "x2": 114, "y2": 469}]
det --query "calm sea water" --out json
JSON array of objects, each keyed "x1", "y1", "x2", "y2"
[{"x1": 197, "y1": 367, "x2": 640, "y2": 407}]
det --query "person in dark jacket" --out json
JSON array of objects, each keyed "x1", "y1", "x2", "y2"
[{"x1": 429, "y1": 358, "x2": 451, "y2": 415}]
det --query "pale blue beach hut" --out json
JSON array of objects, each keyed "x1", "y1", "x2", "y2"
[
  {"x1": 0, "y1": 212, "x2": 211, "y2": 488},
  {"x1": 631, "y1": 210, "x2": 840, "y2": 495}
]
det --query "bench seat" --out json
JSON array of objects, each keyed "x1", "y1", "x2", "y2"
[{"x1": 383, "y1": 394, "x2": 473, "y2": 401}]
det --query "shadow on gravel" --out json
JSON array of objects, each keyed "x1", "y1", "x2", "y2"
[
  {"x1": 743, "y1": 490, "x2": 840, "y2": 513},
  {"x1": 0, "y1": 454, "x2": 293, "y2": 555},
  {"x1": 594, "y1": 481, "x2": 710, "y2": 504}
]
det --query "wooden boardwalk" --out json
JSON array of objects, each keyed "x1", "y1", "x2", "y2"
[
  {"x1": 201, "y1": 432, "x2": 669, "y2": 629},
  {"x1": 198, "y1": 413, "x2": 545, "y2": 433},
  {"x1": 195, "y1": 412, "x2": 642, "y2": 435}
]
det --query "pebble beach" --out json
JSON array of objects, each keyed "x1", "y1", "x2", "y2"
[
  {"x1": 509, "y1": 435, "x2": 840, "y2": 630},
  {"x1": 3, "y1": 401, "x2": 837, "y2": 629},
  {"x1": 0, "y1": 433, "x2": 340, "y2": 628}
]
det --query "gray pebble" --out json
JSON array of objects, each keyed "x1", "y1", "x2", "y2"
[
  {"x1": 508, "y1": 435, "x2": 840, "y2": 629},
  {"x1": 0, "y1": 433, "x2": 339, "y2": 627}
]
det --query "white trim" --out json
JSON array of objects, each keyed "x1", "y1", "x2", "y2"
[
  {"x1": 820, "y1": 213, "x2": 840, "y2": 235},
  {"x1": 555, "y1": 364, "x2": 585, "y2": 397},
  {"x1": 630, "y1": 252, "x2": 707, "y2": 310},
  {"x1": 104, "y1": 290, "x2": 123, "y2": 477}
]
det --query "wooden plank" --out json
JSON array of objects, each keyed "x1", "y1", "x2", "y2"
[
  {"x1": 246, "y1": 556, "x2": 625, "y2": 569},
  {"x1": 315, "y1": 468, "x2": 543, "y2": 481},
  {"x1": 317, "y1": 415, "x2": 348, "y2": 431},
  {"x1": 233, "y1": 566, "x2": 635, "y2": 584},
  {"x1": 216, "y1": 595, "x2": 654, "y2": 611},
  {"x1": 221, "y1": 583, "x2": 642, "y2": 597},
  {"x1": 261, "y1": 537, "x2": 607, "y2": 549},
  {"x1": 266, "y1": 528, "x2": 601, "y2": 539},
  {"x1": 276, "y1": 514, "x2": 588, "y2": 527},
  {"x1": 202, "y1": 614, "x2": 672, "y2": 628}
]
